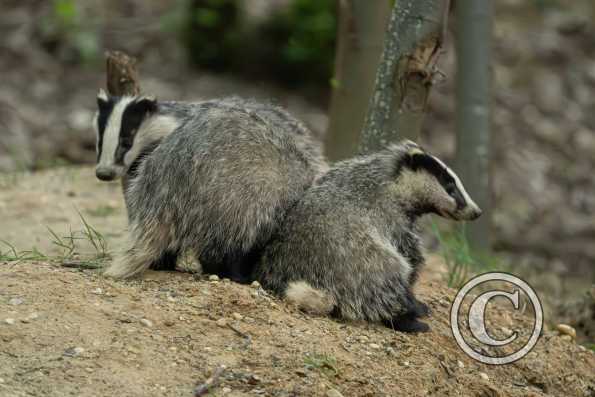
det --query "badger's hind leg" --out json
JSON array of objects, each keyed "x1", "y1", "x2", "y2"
[
  {"x1": 104, "y1": 229, "x2": 171, "y2": 279},
  {"x1": 148, "y1": 249, "x2": 179, "y2": 271},
  {"x1": 225, "y1": 246, "x2": 262, "y2": 284},
  {"x1": 382, "y1": 290, "x2": 430, "y2": 333},
  {"x1": 383, "y1": 313, "x2": 430, "y2": 333},
  {"x1": 411, "y1": 296, "x2": 431, "y2": 318}
]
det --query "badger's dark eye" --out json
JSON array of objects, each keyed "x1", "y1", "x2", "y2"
[
  {"x1": 120, "y1": 135, "x2": 134, "y2": 151},
  {"x1": 444, "y1": 182, "x2": 456, "y2": 196}
]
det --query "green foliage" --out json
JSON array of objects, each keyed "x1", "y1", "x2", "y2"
[
  {"x1": 304, "y1": 353, "x2": 339, "y2": 377},
  {"x1": 40, "y1": 0, "x2": 100, "y2": 65},
  {"x1": 174, "y1": 0, "x2": 337, "y2": 88},
  {"x1": 432, "y1": 223, "x2": 504, "y2": 288},
  {"x1": 0, "y1": 211, "x2": 109, "y2": 269},
  {"x1": 87, "y1": 205, "x2": 118, "y2": 218},
  {"x1": 256, "y1": 0, "x2": 336, "y2": 87},
  {"x1": 177, "y1": 0, "x2": 242, "y2": 71},
  {"x1": 532, "y1": 0, "x2": 562, "y2": 11}
]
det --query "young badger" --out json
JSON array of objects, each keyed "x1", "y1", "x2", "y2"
[
  {"x1": 254, "y1": 141, "x2": 482, "y2": 332},
  {"x1": 93, "y1": 90, "x2": 327, "y2": 281}
]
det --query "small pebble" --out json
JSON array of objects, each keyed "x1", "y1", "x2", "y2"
[
  {"x1": 222, "y1": 278, "x2": 231, "y2": 283},
  {"x1": 402, "y1": 361, "x2": 410, "y2": 367},
  {"x1": 560, "y1": 334, "x2": 573, "y2": 342},
  {"x1": 385, "y1": 347, "x2": 396, "y2": 356},
  {"x1": 8, "y1": 298, "x2": 23, "y2": 306},
  {"x1": 0, "y1": 377, "x2": 4, "y2": 383},
  {"x1": 21, "y1": 313, "x2": 39, "y2": 323},
  {"x1": 232, "y1": 312, "x2": 244, "y2": 321},
  {"x1": 369, "y1": 343, "x2": 381, "y2": 350},
  {"x1": 578, "y1": 345, "x2": 586, "y2": 352},
  {"x1": 64, "y1": 347, "x2": 85, "y2": 357},
  {"x1": 209, "y1": 275, "x2": 220, "y2": 282},
  {"x1": 251, "y1": 281, "x2": 261, "y2": 289},
  {"x1": 358, "y1": 335, "x2": 369, "y2": 343},
  {"x1": 140, "y1": 318, "x2": 153, "y2": 328},
  {"x1": 479, "y1": 372, "x2": 489, "y2": 381},
  {"x1": 91, "y1": 288, "x2": 103, "y2": 295},
  {"x1": 222, "y1": 387, "x2": 232, "y2": 394},
  {"x1": 164, "y1": 320, "x2": 175, "y2": 327},
  {"x1": 327, "y1": 389, "x2": 344, "y2": 397},
  {"x1": 247, "y1": 374, "x2": 261, "y2": 385},
  {"x1": 4, "y1": 318, "x2": 15, "y2": 325},
  {"x1": 457, "y1": 360, "x2": 465, "y2": 369},
  {"x1": 556, "y1": 324, "x2": 576, "y2": 339},
  {"x1": 216, "y1": 318, "x2": 228, "y2": 327}
]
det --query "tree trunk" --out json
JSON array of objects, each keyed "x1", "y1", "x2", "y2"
[
  {"x1": 454, "y1": 0, "x2": 492, "y2": 252},
  {"x1": 359, "y1": 0, "x2": 449, "y2": 154},
  {"x1": 324, "y1": 0, "x2": 391, "y2": 162},
  {"x1": 105, "y1": 50, "x2": 141, "y2": 96},
  {"x1": 104, "y1": 50, "x2": 142, "y2": 201}
]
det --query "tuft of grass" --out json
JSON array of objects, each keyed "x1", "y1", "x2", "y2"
[
  {"x1": 1, "y1": 211, "x2": 110, "y2": 270},
  {"x1": 432, "y1": 223, "x2": 503, "y2": 289},
  {"x1": 77, "y1": 210, "x2": 108, "y2": 258},
  {"x1": 0, "y1": 240, "x2": 48, "y2": 264},
  {"x1": 304, "y1": 353, "x2": 338, "y2": 377},
  {"x1": 86, "y1": 205, "x2": 117, "y2": 218}
]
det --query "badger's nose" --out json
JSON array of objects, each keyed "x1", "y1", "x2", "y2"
[
  {"x1": 470, "y1": 207, "x2": 483, "y2": 220},
  {"x1": 95, "y1": 167, "x2": 116, "y2": 181}
]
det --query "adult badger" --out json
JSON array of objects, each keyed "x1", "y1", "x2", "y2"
[
  {"x1": 93, "y1": 90, "x2": 327, "y2": 282},
  {"x1": 254, "y1": 141, "x2": 482, "y2": 333}
]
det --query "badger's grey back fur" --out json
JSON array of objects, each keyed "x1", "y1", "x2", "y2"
[
  {"x1": 99, "y1": 95, "x2": 327, "y2": 281},
  {"x1": 254, "y1": 141, "x2": 481, "y2": 332}
]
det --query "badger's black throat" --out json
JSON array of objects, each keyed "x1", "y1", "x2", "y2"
[{"x1": 114, "y1": 100, "x2": 153, "y2": 165}]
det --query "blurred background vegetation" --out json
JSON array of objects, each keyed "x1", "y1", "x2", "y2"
[{"x1": 0, "y1": 0, "x2": 594, "y2": 342}]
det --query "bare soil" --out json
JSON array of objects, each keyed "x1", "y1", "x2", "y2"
[{"x1": 0, "y1": 168, "x2": 594, "y2": 397}]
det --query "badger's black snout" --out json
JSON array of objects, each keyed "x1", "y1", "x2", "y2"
[
  {"x1": 469, "y1": 207, "x2": 482, "y2": 220},
  {"x1": 95, "y1": 167, "x2": 117, "y2": 181}
]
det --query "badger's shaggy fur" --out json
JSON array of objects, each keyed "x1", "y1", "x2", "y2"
[
  {"x1": 94, "y1": 93, "x2": 327, "y2": 281},
  {"x1": 254, "y1": 141, "x2": 481, "y2": 333}
]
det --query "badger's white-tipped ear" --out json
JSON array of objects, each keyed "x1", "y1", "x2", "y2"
[
  {"x1": 97, "y1": 89, "x2": 109, "y2": 102},
  {"x1": 138, "y1": 94, "x2": 157, "y2": 102}
]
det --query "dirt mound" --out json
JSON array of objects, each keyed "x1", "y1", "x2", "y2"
[{"x1": 0, "y1": 261, "x2": 593, "y2": 397}]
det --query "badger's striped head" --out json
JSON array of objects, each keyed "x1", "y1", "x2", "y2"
[
  {"x1": 395, "y1": 141, "x2": 482, "y2": 221},
  {"x1": 93, "y1": 89, "x2": 158, "y2": 181}
]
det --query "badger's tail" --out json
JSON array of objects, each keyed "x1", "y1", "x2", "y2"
[{"x1": 284, "y1": 281, "x2": 335, "y2": 315}]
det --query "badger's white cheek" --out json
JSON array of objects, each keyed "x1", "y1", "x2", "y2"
[{"x1": 440, "y1": 196, "x2": 457, "y2": 215}]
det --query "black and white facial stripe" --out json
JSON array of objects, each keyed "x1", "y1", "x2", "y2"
[
  {"x1": 94, "y1": 90, "x2": 170, "y2": 181},
  {"x1": 403, "y1": 147, "x2": 481, "y2": 220}
]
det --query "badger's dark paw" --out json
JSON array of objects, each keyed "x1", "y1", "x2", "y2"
[
  {"x1": 412, "y1": 298, "x2": 431, "y2": 318},
  {"x1": 148, "y1": 250, "x2": 179, "y2": 271},
  {"x1": 396, "y1": 318, "x2": 430, "y2": 333},
  {"x1": 383, "y1": 315, "x2": 430, "y2": 333}
]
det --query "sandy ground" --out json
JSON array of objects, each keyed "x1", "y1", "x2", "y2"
[{"x1": 0, "y1": 168, "x2": 594, "y2": 396}]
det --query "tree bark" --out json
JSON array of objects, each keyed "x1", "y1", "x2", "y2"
[
  {"x1": 324, "y1": 0, "x2": 391, "y2": 162},
  {"x1": 105, "y1": 50, "x2": 141, "y2": 96},
  {"x1": 454, "y1": 0, "x2": 492, "y2": 252},
  {"x1": 359, "y1": 0, "x2": 449, "y2": 154},
  {"x1": 104, "y1": 50, "x2": 142, "y2": 201}
]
